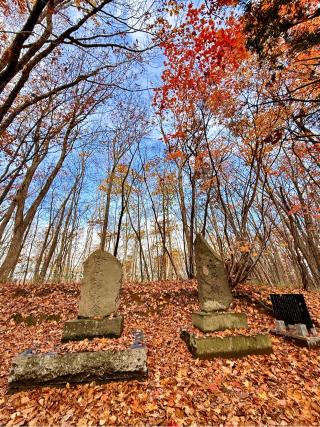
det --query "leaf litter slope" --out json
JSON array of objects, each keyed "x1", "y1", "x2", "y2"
[{"x1": 0, "y1": 280, "x2": 320, "y2": 425}]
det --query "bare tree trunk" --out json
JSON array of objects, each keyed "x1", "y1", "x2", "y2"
[
  {"x1": 100, "y1": 166, "x2": 116, "y2": 251},
  {"x1": 0, "y1": 134, "x2": 69, "y2": 282}
]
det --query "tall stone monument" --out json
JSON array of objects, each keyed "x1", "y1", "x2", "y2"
[
  {"x1": 78, "y1": 250, "x2": 122, "y2": 318},
  {"x1": 181, "y1": 234, "x2": 272, "y2": 358},
  {"x1": 62, "y1": 249, "x2": 124, "y2": 341},
  {"x1": 194, "y1": 234, "x2": 232, "y2": 311}
]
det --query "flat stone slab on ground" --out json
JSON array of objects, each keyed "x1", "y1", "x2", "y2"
[
  {"x1": 8, "y1": 347, "x2": 147, "y2": 393},
  {"x1": 181, "y1": 330, "x2": 272, "y2": 359},
  {"x1": 192, "y1": 311, "x2": 248, "y2": 332},
  {"x1": 62, "y1": 316, "x2": 123, "y2": 342},
  {"x1": 271, "y1": 329, "x2": 320, "y2": 348}
]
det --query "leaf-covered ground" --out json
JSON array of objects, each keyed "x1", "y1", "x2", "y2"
[{"x1": 0, "y1": 280, "x2": 320, "y2": 426}]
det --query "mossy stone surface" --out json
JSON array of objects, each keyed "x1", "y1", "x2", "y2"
[
  {"x1": 78, "y1": 250, "x2": 122, "y2": 318},
  {"x1": 194, "y1": 234, "x2": 232, "y2": 311},
  {"x1": 9, "y1": 347, "x2": 147, "y2": 393},
  {"x1": 181, "y1": 330, "x2": 272, "y2": 359},
  {"x1": 62, "y1": 316, "x2": 123, "y2": 342},
  {"x1": 12, "y1": 313, "x2": 60, "y2": 326},
  {"x1": 192, "y1": 311, "x2": 248, "y2": 332}
]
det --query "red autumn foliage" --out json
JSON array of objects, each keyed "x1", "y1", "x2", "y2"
[{"x1": 154, "y1": 1, "x2": 247, "y2": 115}]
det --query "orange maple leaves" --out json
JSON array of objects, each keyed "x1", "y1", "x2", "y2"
[{"x1": 154, "y1": 1, "x2": 247, "y2": 115}]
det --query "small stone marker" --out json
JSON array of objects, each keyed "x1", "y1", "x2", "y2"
[
  {"x1": 62, "y1": 249, "x2": 123, "y2": 341},
  {"x1": 194, "y1": 234, "x2": 232, "y2": 311},
  {"x1": 295, "y1": 323, "x2": 309, "y2": 337},
  {"x1": 130, "y1": 330, "x2": 145, "y2": 349},
  {"x1": 271, "y1": 294, "x2": 320, "y2": 348},
  {"x1": 183, "y1": 235, "x2": 273, "y2": 359},
  {"x1": 275, "y1": 320, "x2": 286, "y2": 333}
]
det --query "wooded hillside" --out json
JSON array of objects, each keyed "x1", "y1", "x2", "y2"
[{"x1": 0, "y1": 0, "x2": 319, "y2": 290}]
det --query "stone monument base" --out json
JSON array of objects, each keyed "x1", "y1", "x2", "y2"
[
  {"x1": 272, "y1": 329, "x2": 320, "y2": 348},
  {"x1": 192, "y1": 311, "x2": 248, "y2": 332},
  {"x1": 181, "y1": 330, "x2": 272, "y2": 359},
  {"x1": 271, "y1": 321, "x2": 320, "y2": 348},
  {"x1": 8, "y1": 346, "x2": 147, "y2": 393},
  {"x1": 62, "y1": 316, "x2": 123, "y2": 342}
]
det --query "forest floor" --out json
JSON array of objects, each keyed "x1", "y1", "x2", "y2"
[{"x1": 0, "y1": 279, "x2": 320, "y2": 426}]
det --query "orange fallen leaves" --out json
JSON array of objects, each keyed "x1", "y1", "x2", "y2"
[{"x1": 0, "y1": 280, "x2": 319, "y2": 425}]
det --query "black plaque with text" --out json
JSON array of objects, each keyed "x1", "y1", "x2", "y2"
[{"x1": 270, "y1": 294, "x2": 314, "y2": 329}]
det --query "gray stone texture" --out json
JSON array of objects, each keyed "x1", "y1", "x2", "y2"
[
  {"x1": 275, "y1": 320, "x2": 286, "y2": 332},
  {"x1": 78, "y1": 249, "x2": 122, "y2": 318},
  {"x1": 192, "y1": 311, "x2": 248, "y2": 332},
  {"x1": 194, "y1": 234, "x2": 232, "y2": 311},
  {"x1": 8, "y1": 348, "x2": 147, "y2": 393},
  {"x1": 271, "y1": 328, "x2": 320, "y2": 348},
  {"x1": 295, "y1": 323, "x2": 309, "y2": 337},
  {"x1": 181, "y1": 330, "x2": 272, "y2": 359},
  {"x1": 62, "y1": 316, "x2": 123, "y2": 342},
  {"x1": 310, "y1": 327, "x2": 318, "y2": 337}
]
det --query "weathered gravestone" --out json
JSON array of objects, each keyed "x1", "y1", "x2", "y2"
[
  {"x1": 182, "y1": 234, "x2": 272, "y2": 359},
  {"x1": 194, "y1": 234, "x2": 232, "y2": 311},
  {"x1": 192, "y1": 234, "x2": 247, "y2": 333},
  {"x1": 271, "y1": 294, "x2": 320, "y2": 348},
  {"x1": 62, "y1": 249, "x2": 123, "y2": 341},
  {"x1": 79, "y1": 249, "x2": 122, "y2": 317}
]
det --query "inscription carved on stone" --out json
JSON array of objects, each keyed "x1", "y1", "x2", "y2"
[
  {"x1": 78, "y1": 249, "x2": 122, "y2": 318},
  {"x1": 194, "y1": 234, "x2": 232, "y2": 311}
]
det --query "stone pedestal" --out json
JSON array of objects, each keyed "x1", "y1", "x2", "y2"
[
  {"x1": 192, "y1": 311, "x2": 248, "y2": 332},
  {"x1": 271, "y1": 322, "x2": 320, "y2": 348},
  {"x1": 188, "y1": 311, "x2": 272, "y2": 359},
  {"x1": 62, "y1": 316, "x2": 123, "y2": 342},
  {"x1": 181, "y1": 330, "x2": 272, "y2": 359}
]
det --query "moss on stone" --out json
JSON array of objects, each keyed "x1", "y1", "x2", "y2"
[
  {"x1": 8, "y1": 347, "x2": 147, "y2": 393},
  {"x1": 11, "y1": 313, "x2": 60, "y2": 326},
  {"x1": 181, "y1": 330, "x2": 272, "y2": 359},
  {"x1": 62, "y1": 316, "x2": 123, "y2": 342},
  {"x1": 192, "y1": 311, "x2": 248, "y2": 332}
]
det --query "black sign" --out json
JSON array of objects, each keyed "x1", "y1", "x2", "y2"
[{"x1": 270, "y1": 294, "x2": 314, "y2": 329}]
